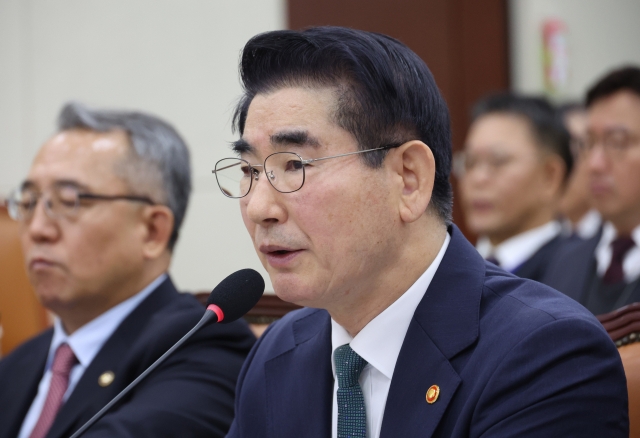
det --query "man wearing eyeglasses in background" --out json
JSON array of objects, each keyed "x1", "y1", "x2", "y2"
[
  {"x1": 544, "y1": 66, "x2": 640, "y2": 315},
  {"x1": 220, "y1": 27, "x2": 627, "y2": 438},
  {"x1": 456, "y1": 94, "x2": 573, "y2": 282},
  {"x1": 0, "y1": 102, "x2": 254, "y2": 438}
]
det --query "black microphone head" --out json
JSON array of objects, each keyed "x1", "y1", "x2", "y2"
[{"x1": 207, "y1": 269, "x2": 265, "y2": 323}]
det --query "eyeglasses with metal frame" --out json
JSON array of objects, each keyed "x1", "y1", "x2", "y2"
[
  {"x1": 212, "y1": 144, "x2": 401, "y2": 199},
  {"x1": 6, "y1": 182, "x2": 155, "y2": 222}
]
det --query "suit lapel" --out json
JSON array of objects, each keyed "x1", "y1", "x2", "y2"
[
  {"x1": 0, "y1": 331, "x2": 51, "y2": 438},
  {"x1": 380, "y1": 321, "x2": 461, "y2": 438},
  {"x1": 45, "y1": 278, "x2": 178, "y2": 438},
  {"x1": 381, "y1": 225, "x2": 484, "y2": 438},
  {"x1": 265, "y1": 309, "x2": 333, "y2": 438}
]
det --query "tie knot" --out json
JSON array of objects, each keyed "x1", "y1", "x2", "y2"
[
  {"x1": 334, "y1": 344, "x2": 367, "y2": 388},
  {"x1": 611, "y1": 236, "x2": 635, "y2": 259},
  {"x1": 51, "y1": 343, "x2": 78, "y2": 375}
]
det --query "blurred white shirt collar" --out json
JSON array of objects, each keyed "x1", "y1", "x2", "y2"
[{"x1": 476, "y1": 221, "x2": 561, "y2": 273}]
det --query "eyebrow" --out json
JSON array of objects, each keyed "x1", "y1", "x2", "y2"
[
  {"x1": 20, "y1": 179, "x2": 91, "y2": 192},
  {"x1": 232, "y1": 139, "x2": 253, "y2": 154},
  {"x1": 231, "y1": 130, "x2": 322, "y2": 156},
  {"x1": 270, "y1": 130, "x2": 321, "y2": 148}
]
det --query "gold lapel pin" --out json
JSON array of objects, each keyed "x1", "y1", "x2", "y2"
[
  {"x1": 98, "y1": 371, "x2": 115, "y2": 387},
  {"x1": 426, "y1": 385, "x2": 440, "y2": 404}
]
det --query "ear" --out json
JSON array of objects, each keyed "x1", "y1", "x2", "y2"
[
  {"x1": 542, "y1": 154, "x2": 566, "y2": 200},
  {"x1": 140, "y1": 205, "x2": 175, "y2": 259},
  {"x1": 389, "y1": 140, "x2": 436, "y2": 223}
]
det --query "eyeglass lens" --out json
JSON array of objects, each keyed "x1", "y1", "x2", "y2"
[
  {"x1": 9, "y1": 185, "x2": 80, "y2": 220},
  {"x1": 214, "y1": 152, "x2": 305, "y2": 198}
]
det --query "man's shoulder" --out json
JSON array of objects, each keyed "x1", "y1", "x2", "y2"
[
  {"x1": 482, "y1": 265, "x2": 607, "y2": 338},
  {"x1": 0, "y1": 328, "x2": 52, "y2": 372}
]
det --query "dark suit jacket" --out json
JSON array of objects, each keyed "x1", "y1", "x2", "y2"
[
  {"x1": 227, "y1": 226, "x2": 628, "y2": 438},
  {"x1": 542, "y1": 229, "x2": 640, "y2": 313},
  {"x1": 512, "y1": 234, "x2": 569, "y2": 282},
  {"x1": 0, "y1": 277, "x2": 255, "y2": 438}
]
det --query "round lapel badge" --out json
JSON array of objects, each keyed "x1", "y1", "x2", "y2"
[
  {"x1": 98, "y1": 371, "x2": 115, "y2": 387},
  {"x1": 426, "y1": 385, "x2": 440, "y2": 404}
]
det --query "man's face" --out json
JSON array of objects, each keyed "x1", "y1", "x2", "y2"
[
  {"x1": 20, "y1": 129, "x2": 149, "y2": 318},
  {"x1": 586, "y1": 91, "x2": 640, "y2": 229},
  {"x1": 239, "y1": 87, "x2": 400, "y2": 309},
  {"x1": 459, "y1": 113, "x2": 552, "y2": 242}
]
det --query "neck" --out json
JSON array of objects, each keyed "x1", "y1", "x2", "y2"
[
  {"x1": 563, "y1": 202, "x2": 592, "y2": 226},
  {"x1": 58, "y1": 260, "x2": 169, "y2": 334},
  {"x1": 608, "y1": 208, "x2": 640, "y2": 237},
  {"x1": 328, "y1": 218, "x2": 447, "y2": 337}
]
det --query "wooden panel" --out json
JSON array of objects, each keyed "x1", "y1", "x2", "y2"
[
  {"x1": 0, "y1": 206, "x2": 49, "y2": 357},
  {"x1": 288, "y1": 0, "x2": 510, "y2": 236}
]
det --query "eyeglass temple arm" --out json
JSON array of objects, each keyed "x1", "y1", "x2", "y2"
[
  {"x1": 301, "y1": 144, "x2": 401, "y2": 165},
  {"x1": 211, "y1": 162, "x2": 264, "y2": 174},
  {"x1": 79, "y1": 193, "x2": 155, "y2": 205}
]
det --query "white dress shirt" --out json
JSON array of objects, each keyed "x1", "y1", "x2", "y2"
[
  {"x1": 330, "y1": 233, "x2": 450, "y2": 438},
  {"x1": 595, "y1": 222, "x2": 640, "y2": 283},
  {"x1": 18, "y1": 273, "x2": 167, "y2": 438},
  {"x1": 476, "y1": 221, "x2": 562, "y2": 273},
  {"x1": 574, "y1": 209, "x2": 602, "y2": 240}
]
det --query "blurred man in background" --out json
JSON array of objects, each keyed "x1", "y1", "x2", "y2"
[
  {"x1": 457, "y1": 94, "x2": 573, "y2": 282},
  {"x1": 220, "y1": 27, "x2": 627, "y2": 437},
  {"x1": 0, "y1": 102, "x2": 254, "y2": 438},
  {"x1": 557, "y1": 103, "x2": 601, "y2": 239},
  {"x1": 544, "y1": 66, "x2": 640, "y2": 314}
]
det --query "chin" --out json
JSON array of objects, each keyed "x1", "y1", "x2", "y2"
[{"x1": 272, "y1": 279, "x2": 323, "y2": 307}]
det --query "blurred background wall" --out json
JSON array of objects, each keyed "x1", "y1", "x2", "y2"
[{"x1": 1, "y1": 0, "x2": 640, "y2": 353}]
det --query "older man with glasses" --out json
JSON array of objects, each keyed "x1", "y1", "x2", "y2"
[
  {"x1": 219, "y1": 27, "x2": 628, "y2": 438},
  {"x1": 544, "y1": 66, "x2": 640, "y2": 315},
  {"x1": 0, "y1": 102, "x2": 254, "y2": 438}
]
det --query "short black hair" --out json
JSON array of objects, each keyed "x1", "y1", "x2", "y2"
[
  {"x1": 586, "y1": 65, "x2": 640, "y2": 107},
  {"x1": 471, "y1": 93, "x2": 573, "y2": 180},
  {"x1": 233, "y1": 26, "x2": 453, "y2": 223}
]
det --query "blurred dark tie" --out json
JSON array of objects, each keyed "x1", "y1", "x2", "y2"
[{"x1": 603, "y1": 236, "x2": 635, "y2": 284}]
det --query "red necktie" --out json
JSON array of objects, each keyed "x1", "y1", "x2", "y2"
[
  {"x1": 603, "y1": 236, "x2": 635, "y2": 284},
  {"x1": 30, "y1": 343, "x2": 78, "y2": 438}
]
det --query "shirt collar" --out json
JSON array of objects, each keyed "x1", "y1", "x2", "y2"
[
  {"x1": 48, "y1": 273, "x2": 167, "y2": 370},
  {"x1": 476, "y1": 221, "x2": 561, "y2": 272},
  {"x1": 331, "y1": 232, "x2": 451, "y2": 380}
]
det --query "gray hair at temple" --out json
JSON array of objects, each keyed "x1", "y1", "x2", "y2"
[{"x1": 57, "y1": 101, "x2": 191, "y2": 250}]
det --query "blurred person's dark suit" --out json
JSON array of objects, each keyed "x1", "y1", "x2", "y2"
[
  {"x1": 0, "y1": 102, "x2": 254, "y2": 438},
  {"x1": 0, "y1": 277, "x2": 254, "y2": 438}
]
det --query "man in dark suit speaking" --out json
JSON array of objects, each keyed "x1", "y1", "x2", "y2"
[
  {"x1": 0, "y1": 102, "x2": 254, "y2": 438},
  {"x1": 214, "y1": 27, "x2": 628, "y2": 437}
]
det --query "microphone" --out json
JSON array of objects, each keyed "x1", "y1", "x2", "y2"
[{"x1": 69, "y1": 269, "x2": 265, "y2": 438}]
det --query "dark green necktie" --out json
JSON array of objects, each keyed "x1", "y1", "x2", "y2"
[{"x1": 334, "y1": 344, "x2": 368, "y2": 438}]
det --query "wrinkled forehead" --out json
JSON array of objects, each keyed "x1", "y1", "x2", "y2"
[
  {"x1": 27, "y1": 128, "x2": 131, "y2": 190},
  {"x1": 238, "y1": 87, "x2": 353, "y2": 158}
]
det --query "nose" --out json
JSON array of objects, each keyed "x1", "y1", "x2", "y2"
[
  {"x1": 26, "y1": 196, "x2": 61, "y2": 243},
  {"x1": 243, "y1": 170, "x2": 287, "y2": 226},
  {"x1": 586, "y1": 144, "x2": 609, "y2": 174}
]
